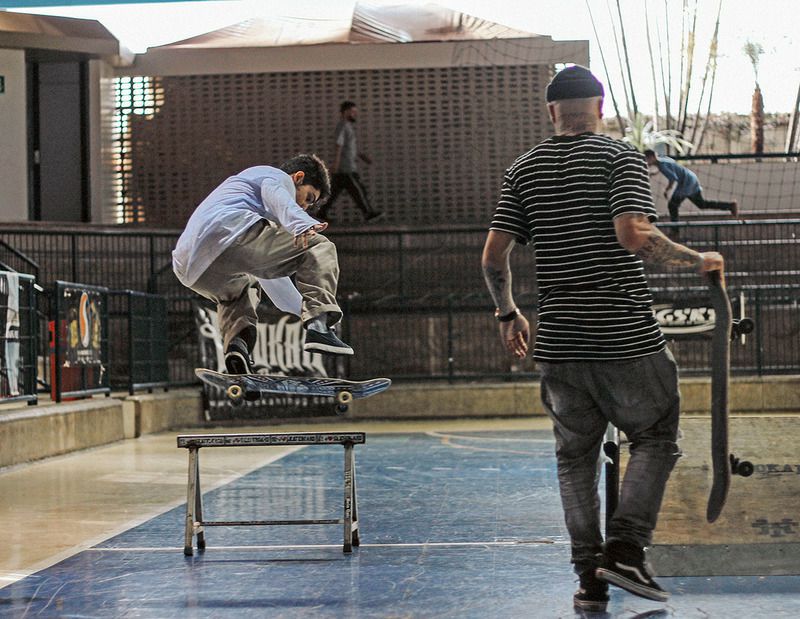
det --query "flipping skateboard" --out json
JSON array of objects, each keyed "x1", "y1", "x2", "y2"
[
  {"x1": 706, "y1": 271, "x2": 753, "y2": 523},
  {"x1": 195, "y1": 368, "x2": 391, "y2": 413}
]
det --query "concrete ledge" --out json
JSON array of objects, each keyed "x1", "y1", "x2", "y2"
[
  {"x1": 680, "y1": 375, "x2": 800, "y2": 414},
  {"x1": 1, "y1": 377, "x2": 797, "y2": 467},
  {"x1": 0, "y1": 398, "x2": 126, "y2": 468},
  {"x1": 347, "y1": 381, "x2": 546, "y2": 419},
  {"x1": 124, "y1": 388, "x2": 205, "y2": 437},
  {"x1": 347, "y1": 376, "x2": 800, "y2": 420},
  {"x1": 650, "y1": 543, "x2": 800, "y2": 576}
]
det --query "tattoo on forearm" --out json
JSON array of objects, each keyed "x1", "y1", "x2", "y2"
[
  {"x1": 482, "y1": 264, "x2": 515, "y2": 310},
  {"x1": 635, "y1": 228, "x2": 701, "y2": 268}
]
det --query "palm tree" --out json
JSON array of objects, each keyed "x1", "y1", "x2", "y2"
[
  {"x1": 691, "y1": 0, "x2": 722, "y2": 153},
  {"x1": 743, "y1": 40, "x2": 765, "y2": 154}
]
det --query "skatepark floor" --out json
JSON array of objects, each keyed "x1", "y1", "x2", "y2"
[{"x1": 0, "y1": 417, "x2": 798, "y2": 618}]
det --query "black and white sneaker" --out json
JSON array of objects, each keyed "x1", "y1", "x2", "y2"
[
  {"x1": 303, "y1": 329, "x2": 354, "y2": 355},
  {"x1": 224, "y1": 336, "x2": 254, "y2": 374},
  {"x1": 573, "y1": 569, "x2": 609, "y2": 612},
  {"x1": 595, "y1": 541, "x2": 669, "y2": 602}
]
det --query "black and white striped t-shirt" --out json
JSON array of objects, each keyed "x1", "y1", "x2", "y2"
[{"x1": 490, "y1": 133, "x2": 665, "y2": 362}]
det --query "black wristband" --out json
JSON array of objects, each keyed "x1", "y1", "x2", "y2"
[{"x1": 494, "y1": 308, "x2": 520, "y2": 322}]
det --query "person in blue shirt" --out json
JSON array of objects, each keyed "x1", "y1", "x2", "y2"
[{"x1": 644, "y1": 150, "x2": 739, "y2": 222}]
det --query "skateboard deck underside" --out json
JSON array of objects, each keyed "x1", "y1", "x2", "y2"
[
  {"x1": 707, "y1": 273, "x2": 732, "y2": 523},
  {"x1": 195, "y1": 369, "x2": 390, "y2": 399}
]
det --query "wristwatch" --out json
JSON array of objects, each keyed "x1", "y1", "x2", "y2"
[{"x1": 494, "y1": 308, "x2": 521, "y2": 322}]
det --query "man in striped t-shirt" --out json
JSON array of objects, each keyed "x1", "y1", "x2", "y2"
[{"x1": 481, "y1": 65, "x2": 724, "y2": 612}]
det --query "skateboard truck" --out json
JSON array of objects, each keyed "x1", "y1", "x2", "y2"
[{"x1": 226, "y1": 382, "x2": 354, "y2": 411}]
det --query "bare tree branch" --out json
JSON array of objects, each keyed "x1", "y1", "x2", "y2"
[
  {"x1": 586, "y1": 0, "x2": 625, "y2": 134},
  {"x1": 615, "y1": 0, "x2": 638, "y2": 116},
  {"x1": 644, "y1": 1, "x2": 660, "y2": 130}
]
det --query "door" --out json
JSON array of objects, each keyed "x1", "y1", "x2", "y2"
[{"x1": 27, "y1": 56, "x2": 89, "y2": 222}]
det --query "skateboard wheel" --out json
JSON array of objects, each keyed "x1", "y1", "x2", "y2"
[
  {"x1": 736, "y1": 460, "x2": 754, "y2": 477},
  {"x1": 336, "y1": 404, "x2": 349, "y2": 415},
  {"x1": 226, "y1": 384, "x2": 243, "y2": 400},
  {"x1": 737, "y1": 317, "x2": 755, "y2": 335},
  {"x1": 336, "y1": 391, "x2": 353, "y2": 406}
]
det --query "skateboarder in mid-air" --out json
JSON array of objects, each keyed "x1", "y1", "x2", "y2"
[
  {"x1": 481, "y1": 65, "x2": 724, "y2": 612},
  {"x1": 172, "y1": 154, "x2": 353, "y2": 375}
]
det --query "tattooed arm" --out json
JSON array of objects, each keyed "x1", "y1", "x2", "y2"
[
  {"x1": 482, "y1": 230, "x2": 530, "y2": 358},
  {"x1": 481, "y1": 230, "x2": 517, "y2": 313},
  {"x1": 614, "y1": 213, "x2": 724, "y2": 274}
]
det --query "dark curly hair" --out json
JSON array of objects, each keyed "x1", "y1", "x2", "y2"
[{"x1": 279, "y1": 154, "x2": 331, "y2": 204}]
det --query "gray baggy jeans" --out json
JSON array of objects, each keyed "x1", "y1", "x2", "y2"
[
  {"x1": 538, "y1": 348, "x2": 681, "y2": 575},
  {"x1": 190, "y1": 220, "x2": 342, "y2": 351}
]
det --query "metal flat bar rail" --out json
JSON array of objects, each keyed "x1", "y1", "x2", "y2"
[{"x1": 177, "y1": 432, "x2": 365, "y2": 554}]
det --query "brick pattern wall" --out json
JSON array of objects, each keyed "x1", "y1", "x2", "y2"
[{"x1": 116, "y1": 64, "x2": 552, "y2": 226}]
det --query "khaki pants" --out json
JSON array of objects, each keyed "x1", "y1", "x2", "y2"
[{"x1": 190, "y1": 220, "x2": 342, "y2": 350}]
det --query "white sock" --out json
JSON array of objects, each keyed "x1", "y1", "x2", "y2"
[{"x1": 306, "y1": 314, "x2": 328, "y2": 333}]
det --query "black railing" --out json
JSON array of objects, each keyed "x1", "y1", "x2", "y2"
[
  {"x1": 108, "y1": 291, "x2": 169, "y2": 395},
  {"x1": 0, "y1": 240, "x2": 40, "y2": 281},
  {"x1": 0, "y1": 272, "x2": 38, "y2": 405},
  {"x1": 2, "y1": 220, "x2": 799, "y2": 300},
  {"x1": 677, "y1": 152, "x2": 800, "y2": 163},
  {"x1": 342, "y1": 286, "x2": 799, "y2": 381},
  {"x1": 0, "y1": 221, "x2": 798, "y2": 389}
]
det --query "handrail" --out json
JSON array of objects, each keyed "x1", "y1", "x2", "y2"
[
  {"x1": 0, "y1": 239, "x2": 40, "y2": 279},
  {"x1": 677, "y1": 151, "x2": 800, "y2": 162}
]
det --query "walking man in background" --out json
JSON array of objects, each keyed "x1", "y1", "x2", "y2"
[
  {"x1": 481, "y1": 65, "x2": 724, "y2": 613},
  {"x1": 644, "y1": 149, "x2": 739, "y2": 222},
  {"x1": 318, "y1": 101, "x2": 383, "y2": 223}
]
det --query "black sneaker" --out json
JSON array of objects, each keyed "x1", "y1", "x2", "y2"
[
  {"x1": 364, "y1": 211, "x2": 384, "y2": 222},
  {"x1": 595, "y1": 541, "x2": 669, "y2": 602},
  {"x1": 303, "y1": 329, "x2": 354, "y2": 355},
  {"x1": 224, "y1": 336, "x2": 254, "y2": 374},
  {"x1": 574, "y1": 569, "x2": 609, "y2": 612}
]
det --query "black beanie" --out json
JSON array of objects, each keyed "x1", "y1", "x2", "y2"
[{"x1": 545, "y1": 65, "x2": 604, "y2": 102}]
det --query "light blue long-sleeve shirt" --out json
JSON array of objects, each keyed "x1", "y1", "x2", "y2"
[{"x1": 172, "y1": 166, "x2": 320, "y2": 287}]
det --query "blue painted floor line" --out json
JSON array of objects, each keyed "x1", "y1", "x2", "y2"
[{"x1": 1, "y1": 431, "x2": 798, "y2": 618}]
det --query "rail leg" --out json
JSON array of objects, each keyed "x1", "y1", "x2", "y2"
[
  {"x1": 350, "y1": 444, "x2": 360, "y2": 547},
  {"x1": 184, "y1": 447, "x2": 198, "y2": 556},
  {"x1": 343, "y1": 442, "x2": 354, "y2": 553},
  {"x1": 195, "y1": 451, "x2": 206, "y2": 551}
]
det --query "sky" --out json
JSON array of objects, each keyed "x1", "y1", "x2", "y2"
[{"x1": 5, "y1": 0, "x2": 800, "y2": 115}]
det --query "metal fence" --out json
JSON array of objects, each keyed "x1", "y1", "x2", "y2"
[
  {"x1": 0, "y1": 272, "x2": 38, "y2": 405},
  {"x1": 2, "y1": 220, "x2": 799, "y2": 300},
  {"x1": 108, "y1": 291, "x2": 169, "y2": 394},
  {"x1": 341, "y1": 286, "x2": 799, "y2": 380},
  {"x1": 1, "y1": 220, "x2": 799, "y2": 386}
]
